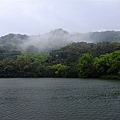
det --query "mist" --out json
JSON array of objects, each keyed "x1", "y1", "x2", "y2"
[
  {"x1": 18, "y1": 28, "x2": 92, "y2": 53},
  {"x1": 0, "y1": 28, "x2": 119, "y2": 53}
]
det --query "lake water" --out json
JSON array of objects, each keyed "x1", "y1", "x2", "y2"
[{"x1": 0, "y1": 78, "x2": 120, "y2": 120}]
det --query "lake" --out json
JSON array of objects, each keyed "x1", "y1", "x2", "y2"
[{"x1": 0, "y1": 78, "x2": 120, "y2": 120}]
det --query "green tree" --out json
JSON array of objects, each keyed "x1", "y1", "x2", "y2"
[
  {"x1": 49, "y1": 64, "x2": 69, "y2": 77},
  {"x1": 78, "y1": 53, "x2": 96, "y2": 78},
  {"x1": 94, "y1": 50, "x2": 120, "y2": 78}
]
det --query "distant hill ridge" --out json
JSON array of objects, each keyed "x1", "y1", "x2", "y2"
[{"x1": 0, "y1": 29, "x2": 120, "y2": 53}]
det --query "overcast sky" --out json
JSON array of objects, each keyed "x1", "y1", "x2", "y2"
[{"x1": 0, "y1": 0, "x2": 120, "y2": 36}]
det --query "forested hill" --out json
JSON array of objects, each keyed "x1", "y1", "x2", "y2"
[
  {"x1": 0, "y1": 29, "x2": 120, "y2": 54},
  {"x1": 0, "y1": 41, "x2": 120, "y2": 79},
  {"x1": 0, "y1": 30, "x2": 120, "y2": 79},
  {"x1": 0, "y1": 33, "x2": 28, "y2": 51},
  {"x1": 0, "y1": 43, "x2": 120, "y2": 79},
  {"x1": 48, "y1": 42, "x2": 120, "y2": 65},
  {"x1": 89, "y1": 31, "x2": 120, "y2": 43}
]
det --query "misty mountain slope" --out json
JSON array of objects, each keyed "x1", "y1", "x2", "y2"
[
  {"x1": 89, "y1": 31, "x2": 120, "y2": 43},
  {"x1": 20, "y1": 28, "x2": 72, "y2": 53},
  {"x1": 0, "y1": 29, "x2": 120, "y2": 53},
  {"x1": 0, "y1": 34, "x2": 28, "y2": 51}
]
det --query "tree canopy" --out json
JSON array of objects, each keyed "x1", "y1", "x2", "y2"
[{"x1": 0, "y1": 42, "x2": 120, "y2": 79}]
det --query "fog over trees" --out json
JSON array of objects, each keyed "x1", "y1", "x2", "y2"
[
  {"x1": 0, "y1": 29, "x2": 120, "y2": 79},
  {"x1": 0, "y1": 29, "x2": 120, "y2": 53}
]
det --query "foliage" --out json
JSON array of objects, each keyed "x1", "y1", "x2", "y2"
[
  {"x1": 94, "y1": 50, "x2": 120, "y2": 77},
  {"x1": 77, "y1": 53, "x2": 96, "y2": 78},
  {"x1": 48, "y1": 42, "x2": 120, "y2": 65},
  {"x1": 0, "y1": 42, "x2": 120, "y2": 79}
]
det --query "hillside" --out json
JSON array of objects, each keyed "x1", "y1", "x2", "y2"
[
  {"x1": 0, "y1": 34, "x2": 120, "y2": 78},
  {"x1": 89, "y1": 31, "x2": 120, "y2": 43},
  {"x1": 0, "y1": 34, "x2": 28, "y2": 51},
  {"x1": 0, "y1": 29, "x2": 120, "y2": 54},
  {"x1": 48, "y1": 42, "x2": 120, "y2": 65},
  {"x1": 0, "y1": 43, "x2": 120, "y2": 79}
]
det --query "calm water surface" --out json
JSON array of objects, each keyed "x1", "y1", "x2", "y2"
[{"x1": 0, "y1": 78, "x2": 120, "y2": 120}]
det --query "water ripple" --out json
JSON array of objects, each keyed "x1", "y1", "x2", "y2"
[{"x1": 0, "y1": 78, "x2": 120, "y2": 120}]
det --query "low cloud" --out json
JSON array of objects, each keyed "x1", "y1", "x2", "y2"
[{"x1": 19, "y1": 28, "x2": 92, "y2": 53}]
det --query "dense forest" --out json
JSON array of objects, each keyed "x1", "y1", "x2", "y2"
[{"x1": 0, "y1": 41, "x2": 120, "y2": 79}]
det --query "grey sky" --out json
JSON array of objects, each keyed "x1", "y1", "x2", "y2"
[{"x1": 0, "y1": 0, "x2": 120, "y2": 36}]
